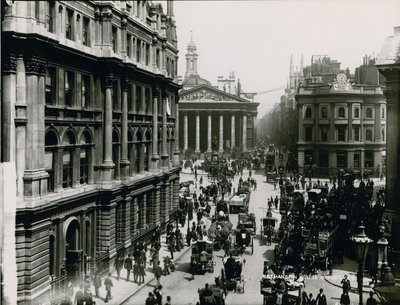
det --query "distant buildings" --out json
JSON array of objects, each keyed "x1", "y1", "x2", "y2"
[
  {"x1": 297, "y1": 71, "x2": 386, "y2": 177},
  {"x1": 178, "y1": 38, "x2": 259, "y2": 154},
  {"x1": 1, "y1": 1, "x2": 180, "y2": 304}
]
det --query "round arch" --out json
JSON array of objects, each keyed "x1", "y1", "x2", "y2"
[{"x1": 63, "y1": 216, "x2": 81, "y2": 250}]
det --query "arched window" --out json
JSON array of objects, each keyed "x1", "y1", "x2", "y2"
[
  {"x1": 79, "y1": 132, "x2": 91, "y2": 184},
  {"x1": 112, "y1": 130, "x2": 120, "y2": 179},
  {"x1": 305, "y1": 107, "x2": 312, "y2": 118},
  {"x1": 338, "y1": 107, "x2": 345, "y2": 118},
  {"x1": 45, "y1": 130, "x2": 58, "y2": 192},
  {"x1": 62, "y1": 131, "x2": 76, "y2": 188}
]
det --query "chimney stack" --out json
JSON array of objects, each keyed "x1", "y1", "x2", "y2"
[{"x1": 167, "y1": 0, "x2": 174, "y2": 17}]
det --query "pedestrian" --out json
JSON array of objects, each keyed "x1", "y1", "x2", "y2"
[
  {"x1": 93, "y1": 272, "x2": 101, "y2": 298},
  {"x1": 133, "y1": 259, "x2": 139, "y2": 283},
  {"x1": 366, "y1": 291, "x2": 378, "y2": 305},
  {"x1": 146, "y1": 292, "x2": 157, "y2": 305},
  {"x1": 315, "y1": 288, "x2": 327, "y2": 305},
  {"x1": 125, "y1": 254, "x2": 133, "y2": 281},
  {"x1": 340, "y1": 275, "x2": 351, "y2": 293},
  {"x1": 274, "y1": 180, "x2": 277, "y2": 190},
  {"x1": 140, "y1": 247, "x2": 147, "y2": 268},
  {"x1": 138, "y1": 260, "x2": 146, "y2": 285},
  {"x1": 340, "y1": 291, "x2": 350, "y2": 305},
  {"x1": 84, "y1": 288, "x2": 94, "y2": 305},
  {"x1": 163, "y1": 256, "x2": 171, "y2": 275},
  {"x1": 104, "y1": 272, "x2": 113, "y2": 303},
  {"x1": 199, "y1": 176, "x2": 203, "y2": 185},
  {"x1": 154, "y1": 285, "x2": 163, "y2": 305},
  {"x1": 74, "y1": 285, "x2": 85, "y2": 305},
  {"x1": 307, "y1": 293, "x2": 316, "y2": 305},
  {"x1": 115, "y1": 256, "x2": 123, "y2": 280},
  {"x1": 165, "y1": 295, "x2": 172, "y2": 305},
  {"x1": 154, "y1": 261, "x2": 163, "y2": 286}
]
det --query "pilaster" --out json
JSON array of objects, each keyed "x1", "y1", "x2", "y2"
[
  {"x1": 173, "y1": 103, "x2": 180, "y2": 166},
  {"x1": 152, "y1": 88, "x2": 160, "y2": 170},
  {"x1": 195, "y1": 112, "x2": 200, "y2": 154},
  {"x1": 242, "y1": 113, "x2": 247, "y2": 152},
  {"x1": 219, "y1": 112, "x2": 224, "y2": 152},
  {"x1": 120, "y1": 80, "x2": 130, "y2": 179},
  {"x1": 161, "y1": 94, "x2": 169, "y2": 167},
  {"x1": 207, "y1": 112, "x2": 212, "y2": 152}
]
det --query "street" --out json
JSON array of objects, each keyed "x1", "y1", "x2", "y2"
[{"x1": 121, "y1": 168, "x2": 372, "y2": 305}]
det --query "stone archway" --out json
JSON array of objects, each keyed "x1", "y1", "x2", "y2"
[{"x1": 64, "y1": 217, "x2": 81, "y2": 283}]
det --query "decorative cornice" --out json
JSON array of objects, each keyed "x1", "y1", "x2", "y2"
[
  {"x1": 25, "y1": 58, "x2": 46, "y2": 75},
  {"x1": 2, "y1": 55, "x2": 17, "y2": 73}
]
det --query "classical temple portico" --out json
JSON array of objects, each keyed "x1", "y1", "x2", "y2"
[{"x1": 179, "y1": 86, "x2": 258, "y2": 154}]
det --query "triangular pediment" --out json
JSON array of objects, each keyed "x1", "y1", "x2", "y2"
[{"x1": 179, "y1": 84, "x2": 250, "y2": 103}]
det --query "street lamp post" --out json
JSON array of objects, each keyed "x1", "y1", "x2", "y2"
[{"x1": 351, "y1": 222, "x2": 373, "y2": 305}]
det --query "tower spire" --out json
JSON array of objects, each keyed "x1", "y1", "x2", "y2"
[{"x1": 289, "y1": 54, "x2": 294, "y2": 89}]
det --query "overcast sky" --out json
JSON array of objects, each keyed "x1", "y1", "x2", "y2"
[{"x1": 166, "y1": 0, "x2": 400, "y2": 118}]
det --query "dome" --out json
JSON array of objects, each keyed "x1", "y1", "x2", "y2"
[
  {"x1": 187, "y1": 39, "x2": 196, "y2": 49},
  {"x1": 182, "y1": 74, "x2": 211, "y2": 88}
]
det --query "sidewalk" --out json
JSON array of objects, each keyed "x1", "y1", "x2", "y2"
[
  {"x1": 323, "y1": 257, "x2": 374, "y2": 294},
  {"x1": 87, "y1": 177, "x2": 214, "y2": 305}
]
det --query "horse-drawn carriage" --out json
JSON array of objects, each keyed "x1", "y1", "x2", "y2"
[
  {"x1": 237, "y1": 213, "x2": 256, "y2": 235},
  {"x1": 229, "y1": 194, "x2": 249, "y2": 213},
  {"x1": 190, "y1": 239, "x2": 214, "y2": 274},
  {"x1": 233, "y1": 228, "x2": 254, "y2": 255},
  {"x1": 260, "y1": 216, "x2": 277, "y2": 242},
  {"x1": 221, "y1": 255, "x2": 245, "y2": 293}
]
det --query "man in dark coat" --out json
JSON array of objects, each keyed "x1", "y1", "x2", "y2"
[
  {"x1": 124, "y1": 254, "x2": 133, "y2": 281},
  {"x1": 115, "y1": 256, "x2": 123, "y2": 280},
  {"x1": 74, "y1": 285, "x2": 85, "y2": 305},
  {"x1": 104, "y1": 272, "x2": 113, "y2": 303},
  {"x1": 340, "y1": 291, "x2": 350, "y2": 305},
  {"x1": 315, "y1": 288, "x2": 327, "y2": 305}
]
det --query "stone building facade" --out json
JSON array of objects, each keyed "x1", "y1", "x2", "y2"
[
  {"x1": 1, "y1": 1, "x2": 180, "y2": 304},
  {"x1": 296, "y1": 73, "x2": 386, "y2": 177},
  {"x1": 179, "y1": 39, "x2": 259, "y2": 155}
]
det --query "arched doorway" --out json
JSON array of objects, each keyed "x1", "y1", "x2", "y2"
[{"x1": 64, "y1": 218, "x2": 81, "y2": 283}]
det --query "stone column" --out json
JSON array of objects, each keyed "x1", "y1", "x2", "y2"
[
  {"x1": 123, "y1": 196, "x2": 132, "y2": 248},
  {"x1": 207, "y1": 112, "x2": 212, "y2": 152},
  {"x1": 120, "y1": 80, "x2": 130, "y2": 179},
  {"x1": 195, "y1": 112, "x2": 200, "y2": 154},
  {"x1": 242, "y1": 113, "x2": 247, "y2": 152},
  {"x1": 347, "y1": 150, "x2": 354, "y2": 169},
  {"x1": 329, "y1": 104, "x2": 335, "y2": 141},
  {"x1": 360, "y1": 149, "x2": 365, "y2": 177},
  {"x1": 231, "y1": 112, "x2": 235, "y2": 149},
  {"x1": 152, "y1": 88, "x2": 159, "y2": 170},
  {"x1": 298, "y1": 149, "x2": 305, "y2": 174},
  {"x1": 100, "y1": 76, "x2": 115, "y2": 182},
  {"x1": 183, "y1": 112, "x2": 188, "y2": 151},
  {"x1": 298, "y1": 107, "x2": 303, "y2": 141},
  {"x1": 173, "y1": 101, "x2": 180, "y2": 166},
  {"x1": 161, "y1": 94, "x2": 169, "y2": 167},
  {"x1": 219, "y1": 113, "x2": 224, "y2": 152}
]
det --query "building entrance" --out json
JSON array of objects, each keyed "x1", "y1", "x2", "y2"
[{"x1": 65, "y1": 219, "x2": 82, "y2": 283}]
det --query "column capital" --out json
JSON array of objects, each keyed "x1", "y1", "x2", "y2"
[
  {"x1": 153, "y1": 87, "x2": 160, "y2": 96},
  {"x1": 2, "y1": 54, "x2": 17, "y2": 74},
  {"x1": 105, "y1": 75, "x2": 114, "y2": 88},
  {"x1": 121, "y1": 79, "x2": 130, "y2": 91},
  {"x1": 25, "y1": 57, "x2": 46, "y2": 75}
]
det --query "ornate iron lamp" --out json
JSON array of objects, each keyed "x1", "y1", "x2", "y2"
[{"x1": 351, "y1": 222, "x2": 373, "y2": 305}]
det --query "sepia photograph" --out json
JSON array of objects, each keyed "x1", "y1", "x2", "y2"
[{"x1": 1, "y1": 0, "x2": 400, "y2": 304}]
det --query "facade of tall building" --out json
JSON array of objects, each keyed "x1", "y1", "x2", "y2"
[
  {"x1": 296, "y1": 73, "x2": 386, "y2": 177},
  {"x1": 178, "y1": 39, "x2": 259, "y2": 154},
  {"x1": 1, "y1": 1, "x2": 180, "y2": 304},
  {"x1": 376, "y1": 26, "x2": 400, "y2": 254}
]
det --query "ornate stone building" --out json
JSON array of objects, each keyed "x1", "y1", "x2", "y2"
[
  {"x1": 179, "y1": 39, "x2": 259, "y2": 154},
  {"x1": 1, "y1": 1, "x2": 180, "y2": 304},
  {"x1": 296, "y1": 73, "x2": 386, "y2": 177}
]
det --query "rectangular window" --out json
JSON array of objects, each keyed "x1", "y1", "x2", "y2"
[
  {"x1": 338, "y1": 127, "x2": 346, "y2": 141},
  {"x1": 81, "y1": 75, "x2": 90, "y2": 108},
  {"x1": 136, "y1": 85, "x2": 142, "y2": 113},
  {"x1": 321, "y1": 106, "x2": 328, "y2": 118},
  {"x1": 366, "y1": 107, "x2": 373, "y2": 118},
  {"x1": 305, "y1": 127, "x2": 312, "y2": 141},
  {"x1": 145, "y1": 43, "x2": 150, "y2": 65},
  {"x1": 354, "y1": 127, "x2": 360, "y2": 141},
  {"x1": 320, "y1": 128, "x2": 328, "y2": 142},
  {"x1": 45, "y1": 151, "x2": 54, "y2": 192},
  {"x1": 62, "y1": 151, "x2": 73, "y2": 188},
  {"x1": 365, "y1": 151, "x2": 374, "y2": 168},
  {"x1": 354, "y1": 153, "x2": 360, "y2": 168},
  {"x1": 365, "y1": 128, "x2": 373, "y2": 141},
  {"x1": 354, "y1": 107, "x2": 360, "y2": 118},
  {"x1": 166, "y1": 57, "x2": 170, "y2": 76},
  {"x1": 112, "y1": 26, "x2": 117, "y2": 53},
  {"x1": 337, "y1": 151, "x2": 347, "y2": 168},
  {"x1": 382, "y1": 107, "x2": 385, "y2": 119},
  {"x1": 79, "y1": 149, "x2": 89, "y2": 184},
  {"x1": 156, "y1": 49, "x2": 160, "y2": 68},
  {"x1": 45, "y1": 67, "x2": 56, "y2": 105},
  {"x1": 127, "y1": 33, "x2": 131, "y2": 57},
  {"x1": 136, "y1": 39, "x2": 141, "y2": 62},
  {"x1": 65, "y1": 71, "x2": 74, "y2": 107},
  {"x1": 66, "y1": 9, "x2": 73, "y2": 40},
  {"x1": 145, "y1": 87, "x2": 150, "y2": 114},
  {"x1": 82, "y1": 17, "x2": 90, "y2": 46},
  {"x1": 46, "y1": 1, "x2": 54, "y2": 32}
]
